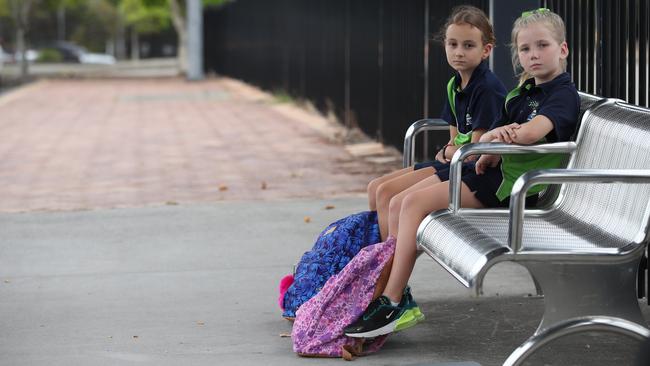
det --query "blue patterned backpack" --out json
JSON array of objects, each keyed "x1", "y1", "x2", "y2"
[{"x1": 279, "y1": 211, "x2": 381, "y2": 319}]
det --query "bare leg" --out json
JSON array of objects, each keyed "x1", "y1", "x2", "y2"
[
  {"x1": 367, "y1": 167, "x2": 413, "y2": 211},
  {"x1": 387, "y1": 174, "x2": 442, "y2": 238},
  {"x1": 375, "y1": 168, "x2": 436, "y2": 240},
  {"x1": 383, "y1": 181, "x2": 484, "y2": 302}
]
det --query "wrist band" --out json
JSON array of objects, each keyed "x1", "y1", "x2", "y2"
[{"x1": 442, "y1": 144, "x2": 451, "y2": 162}]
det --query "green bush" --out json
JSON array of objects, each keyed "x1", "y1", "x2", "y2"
[{"x1": 37, "y1": 48, "x2": 63, "y2": 63}]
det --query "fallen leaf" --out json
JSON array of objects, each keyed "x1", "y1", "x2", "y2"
[
  {"x1": 166, "y1": 201, "x2": 178, "y2": 206},
  {"x1": 324, "y1": 205, "x2": 335, "y2": 210},
  {"x1": 290, "y1": 172, "x2": 303, "y2": 178},
  {"x1": 279, "y1": 333, "x2": 291, "y2": 338},
  {"x1": 133, "y1": 336, "x2": 139, "y2": 339},
  {"x1": 218, "y1": 184, "x2": 228, "y2": 191},
  {"x1": 197, "y1": 321, "x2": 205, "y2": 326},
  {"x1": 260, "y1": 181, "x2": 267, "y2": 190},
  {"x1": 304, "y1": 216, "x2": 311, "y2": 223},
  {"x1": 3, "y1": 280, "x2": 9, "y2": 284}
]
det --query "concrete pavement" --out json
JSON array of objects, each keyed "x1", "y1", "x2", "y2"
[{"x1": 2, "y1": 198, "x2": 649, "y2": 366}]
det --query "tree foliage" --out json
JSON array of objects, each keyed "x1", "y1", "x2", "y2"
[{"x1": 119, "y1": 0, "x2": 170, "y2": 35}]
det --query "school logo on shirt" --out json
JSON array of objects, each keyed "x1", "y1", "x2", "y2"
[
  {"x1": 527, "y1": 99, "x2": 539, "y2": 121},
  {"x1": 465, "y1": 113, "x2": 472, "y2": 126}
]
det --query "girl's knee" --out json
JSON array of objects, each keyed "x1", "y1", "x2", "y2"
[
  {"x1": 367, "y1": 178, "x2": 380, "y2": 196},
  {"x1": 376, "y1": 182, "x2": 396, "y2": 208},
  {"x1": 388, "y1": 195, "x2": 403, "y2": 217},
  {"x1": 400, "y1": 193, "x2": 429, "y2": 219}
]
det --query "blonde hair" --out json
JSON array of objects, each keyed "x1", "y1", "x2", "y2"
[
  {"x1": 510, "y1": 9, "x2": 567, "y2": 84},
  {"x1": 437, "y1": 5, "x2": 496, "y2": 46}
]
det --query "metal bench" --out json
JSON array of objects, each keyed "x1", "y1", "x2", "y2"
[{"x1": 415, "y1": 98, "x2": 650, "y2": 365}]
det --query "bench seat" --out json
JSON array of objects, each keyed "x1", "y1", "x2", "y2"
[{"x1": 419, "y1": 208, "x2": 633, "y2": 288}]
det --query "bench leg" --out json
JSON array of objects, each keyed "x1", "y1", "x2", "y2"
[
  {"x1": 531, "y1": 274, "x2": 544, "y2": 296},
  {"x1": 503, "y1": 316, "x2": 650, "y2": 366},
  {"x1": 522, "y1": 260, "x2": 647, "y2": 333},
  {"x1": 501, "y1": 259, "x2": 650, "y2": 366},
  {"x1": 641, "y1": 248, "x2": 649, "y2": 305}
]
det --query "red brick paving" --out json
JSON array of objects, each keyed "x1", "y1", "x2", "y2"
[{"x1": 0, "y1": 78, "x2": 400, "y2": 212}]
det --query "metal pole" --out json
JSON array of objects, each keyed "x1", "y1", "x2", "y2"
[
  {"x1": 187, "y1": 0, "x2": 204, "y2": 81},
  {"x1": 422, "y1": 0, "x2": 430, "y2": 159}
]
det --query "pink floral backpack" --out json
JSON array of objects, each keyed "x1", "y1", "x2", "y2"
[{"x1": 291, "y1": 238, "x2": 395, "y2": 359}]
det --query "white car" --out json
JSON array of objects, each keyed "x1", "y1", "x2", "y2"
[
  {"x1": 13, "y1": 49, "x2": 40, "y2": 62},
  {"x1": 79, "y1": 52, "x2": 116, "y2": 65}
]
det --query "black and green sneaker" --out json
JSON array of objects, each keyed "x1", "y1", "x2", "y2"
[
  {"x1": 394, "y1": 286, "x2": 425, "y2": 332},
  {"x1": 344, "y1": 295, "x2": 404, "y2": 338},
  {"x1": 344, "y1": 287, "x2": 425, "y2": 338}
]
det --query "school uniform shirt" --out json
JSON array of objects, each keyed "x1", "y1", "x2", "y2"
[
  {"x1": 415, "y1": 61, "x2": 506, "y2": 172},
  {"x1": 440, "y1": 60, "x2": 507, "y2": 146},
  {"x1": 493, "y1": 72, "x2": 580, "y2": 201}
]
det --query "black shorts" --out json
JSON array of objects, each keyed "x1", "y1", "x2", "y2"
[
  {"x1": 419, "y1": 161, "x2": 538, "y2": 208},
  {"x1": 413, "y1": 160, "x2": 449, "y2": 171},
  {"x1": 460, "y1": 164, "x2": 539, "y2": 208}
]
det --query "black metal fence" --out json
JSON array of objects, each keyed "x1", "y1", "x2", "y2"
[
  {"x1": 205, "y1": 0, "x2": 650, "y2": 151},
  {"x1": 545, "y1": 0, "x2": 650, "y2": 108},
  {"x1": 204, "y1": 0, "x2": 487, "y2": 155}
]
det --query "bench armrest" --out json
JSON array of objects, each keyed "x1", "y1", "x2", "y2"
[
  {"x1": 508, "y1": 169, "x2": 650, "y2": 252},
  {"x1": 403, "y1": 118, "x2": 448, "y2": 168},
  {"x1": 448, "y1": 142, "x2": 577, "y2": 211}
]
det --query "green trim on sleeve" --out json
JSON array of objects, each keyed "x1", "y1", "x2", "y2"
[
  {"x1": 446, "y1": 76, "x2": 457, "y2": 123},
  {"x1": 504, "y1": 83, "x2": 533, "y2": 114},
  {"x1": 453, "y1": 131, "x2": 472, "y2": 146}
]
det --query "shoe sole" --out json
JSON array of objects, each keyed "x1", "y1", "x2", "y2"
[{"x1": 394, "y1": 307, "x2": 425, "y2": 332}]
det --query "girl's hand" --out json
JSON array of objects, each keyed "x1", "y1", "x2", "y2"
[
  {"x1": 475, "y1": 154, "x2": 501, "y2": 175},
  {"x1": 435, "y1": 148, "x2": 447, "y2": 163},
  {"x1": 444, "y1": 144, "x2": 459, "y2": 161},
  {"x1": 487, "y1": 123, "x2": 521, "y2": 144},
  {"x1": 465, "y1": 153, "x2": 479, "y2": 162}
]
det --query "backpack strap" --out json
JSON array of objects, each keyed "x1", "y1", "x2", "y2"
[{"x1": 446, "y1": 76, "x2": 458, "y2": 123}]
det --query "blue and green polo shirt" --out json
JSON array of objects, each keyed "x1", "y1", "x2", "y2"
[
  {"x1": 440, "y1": 60, "x2": 507, "y2": 146},
  {"x1": 492, "y1": 72, "x2": 580, "y2": 201}
]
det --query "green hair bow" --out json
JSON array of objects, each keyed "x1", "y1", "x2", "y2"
[{"x1": 521, "y1": 8, "x2": 550, "y2": 18}]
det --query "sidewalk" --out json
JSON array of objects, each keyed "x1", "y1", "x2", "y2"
[
  {"x1": 0, "y1": 77, "x2": 400, "y2": 213},
  {"x1": 1, "y1": 198, "x2": 647, "y2": 366}
]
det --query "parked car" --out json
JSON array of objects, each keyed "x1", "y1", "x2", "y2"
[
  {"x1": 12, "y1": 49, "x2": 40, "y2": 62},
  {"x1": 49, "y1": 41, "x2": 115, "y2": 65}
]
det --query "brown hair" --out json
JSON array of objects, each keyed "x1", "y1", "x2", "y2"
[{"x1": 436, "y1": 5, "x2": 496, "y2": 46}]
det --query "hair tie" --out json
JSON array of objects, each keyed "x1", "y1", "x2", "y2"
[{"x1": 521, "y1": 8, "x2": 550, "y2": 18}]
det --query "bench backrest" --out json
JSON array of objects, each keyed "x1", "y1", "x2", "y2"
[
  {"x1": 556, "y1": 99, "x2": 650, "y2": 245},
  {"x1": 537, "y1": 92, "x2": 603, "y2": 207},
  {"x1": 578, "y1": 91, "x2": 602, "y2": 117}
]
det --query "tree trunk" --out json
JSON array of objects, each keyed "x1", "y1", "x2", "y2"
[
  {"x1": 115, "y1": 15, "x2": 127, "y2": 60},
  {"x1": 168, "y1": 0, "x2": 187, "y2": 74},
  {"x1": 177, "y1": 32, "x2": 187, "y2": 74},
  {"x1": 130, "y1": 28, "x2": 140, "y2": 61},
  {"x1": 12, "y1": 0, "x2": 33, "y2": 81},
  {"x1": 16, "y1": 28, "x2": 27, "y2": 79}
]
